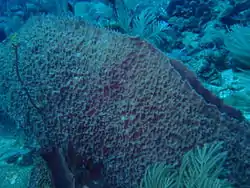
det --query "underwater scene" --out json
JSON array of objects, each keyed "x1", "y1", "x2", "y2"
[{"x1": 0, "y1": 0, "x2": 250, "y2": 187}]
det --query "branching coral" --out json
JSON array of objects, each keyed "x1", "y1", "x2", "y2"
[
  {"x1": 140, "y1": 142, "x2": 232, "y2": 188},
  {"x1": 224, "y1": 25, "x2": 250, "y2": 68}
]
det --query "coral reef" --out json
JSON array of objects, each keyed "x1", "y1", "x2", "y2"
[
  {"x1": 0, "y1": 15, "x2": 249, "y2": 188},
  {"x1": 0, "y1": 137, "x2": 33, "y2": 188}
]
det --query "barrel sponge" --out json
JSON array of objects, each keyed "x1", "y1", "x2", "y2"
[{"x1": 0, "y1": 15, "x2": 250, "y2": 188}]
